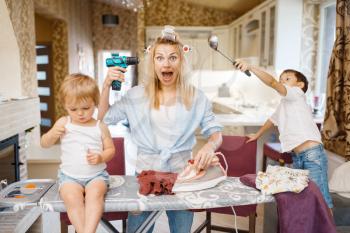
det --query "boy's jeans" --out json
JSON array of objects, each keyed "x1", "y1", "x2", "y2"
[
  {"x1": 292, "y1": 144, "x2": 334, "y2": 208},
  {"x1": 126, "y1": 210, "x2": 193, "y2": 233}
]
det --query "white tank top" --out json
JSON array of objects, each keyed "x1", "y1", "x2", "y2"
[
  {"x1": 150, "y1": 104, "x2": 178, "y2": 148},
  {"x1": 60, "y1": 117, "x2": 106, "y2": 178}
]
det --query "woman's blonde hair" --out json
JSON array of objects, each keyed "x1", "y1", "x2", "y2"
[
  {"x1": 59, "y1": 73, "x2": 100, "y2": 106},
  {"x1": 144, "y1": 36, "x2": 195, "y2": 110}
]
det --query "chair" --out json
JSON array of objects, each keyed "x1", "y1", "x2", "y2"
[
  {"x1": 60, "y1": 137, "x2": 128, "y2": 233},
  {"x1": 194, "y1": 136, "x2": 257, "y2": 233},
  {"x1": 262, "y1": 142, "x2": 292, "y2": 171}
]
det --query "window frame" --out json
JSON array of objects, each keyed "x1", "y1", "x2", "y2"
[{"x1": 315, "y1": 0, "x2": 336, "y2": 95}]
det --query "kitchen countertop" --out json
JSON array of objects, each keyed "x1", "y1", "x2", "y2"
[
  {"x1": 212, "y1": 98, "x2": 324, "y2": 126},
  {"x1": 216, "y1": 113, "x2": 268, "y2": 126},
  {"x1": 215, "y1": 113, "x2": 324, "y2": 127}
]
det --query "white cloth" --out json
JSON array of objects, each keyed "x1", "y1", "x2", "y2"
[
  {"x1": 150, "y1": 104, "x2": 184, "y2": 148},
  {"x1": 270, "y1": 85, "x2": 321, "y2": 152},
  {"x1": 60, "y1": 117, "x2": 106, "y2": 178},
  {"x1": 136, "y1": 151, "x2": 191, "y2": 173},
  {"x1": 329, "y1": 161, "x2": 350, "y2": 198},
  {"x1": 256, "y1": 165, "x2": 309, "y2": 195}
]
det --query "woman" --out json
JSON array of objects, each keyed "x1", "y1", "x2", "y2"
[{"x1": 98, "y1": 26, "x2": 223, "y2": 233}]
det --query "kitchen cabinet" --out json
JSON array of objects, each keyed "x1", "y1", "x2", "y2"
[
  {"x1": 181, "y1": 36, "x2": 213, "y2": 70},
  {"x1": 260, "y1": 0, "x2": 303, "y2": 70},
  {"x1": 212, "y1": 26, "x2": 232, "y2": 70},
  {"x1": 146, "y1": 0, "x2": 303, "y2": 71},
  {"x1": 258, "y1": 1, "x2": 276, "y2": 67},
  {"x1": 231, "y1": 24, "x2": 240, "y2": 58},
  {"x1": 229, "y1": 0, "x2": 303, "y2": 70},
  {"x1": 231, "y1": 11, "x2": 260, "y2": 60},
  {"x1": 229, "y1": 8, "x2": 263, "y2": 66}
]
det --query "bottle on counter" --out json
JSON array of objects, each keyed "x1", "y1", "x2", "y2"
[{"x1": 218, "y1": 83, "x2": 230, "y2": 97}]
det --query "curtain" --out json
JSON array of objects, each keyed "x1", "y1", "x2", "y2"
[{"x1": 322, "y1": 0, "x2": 350, "y2": 160}]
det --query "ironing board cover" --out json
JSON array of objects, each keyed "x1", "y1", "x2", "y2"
[{"x1": 40, "y1": 176, "x2": 274, "y2": 212}]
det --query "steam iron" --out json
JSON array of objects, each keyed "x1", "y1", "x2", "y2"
[{"x1": 172, "y1": 152, "x2": 227, "y2": 192}]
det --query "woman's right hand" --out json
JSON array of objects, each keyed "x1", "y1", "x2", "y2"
[
  {"x1": 98, "y1": 67, "x2": 126, "y2": 120},
  {"x1": 103, "y1": 67, "x2": 127, "y2": 89},
  {"x1": 194, "y1": 143, "x2": 216, "y2": 172}
]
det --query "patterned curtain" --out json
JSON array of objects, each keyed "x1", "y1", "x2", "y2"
[{"x1": 322, "y1": 0, "x2": 350, "y2": 160}]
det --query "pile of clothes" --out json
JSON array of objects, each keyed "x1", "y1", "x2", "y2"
[
  {"x1": 256, "y1": 165, "x2": 309, "y2": 195},
  {"x1": 137, "y1": 170, "x2": 178, "y2": 195}
]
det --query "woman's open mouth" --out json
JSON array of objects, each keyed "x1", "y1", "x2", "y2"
[{"x1": 161, "y1": 71, "x2": 174, "y2": 82}]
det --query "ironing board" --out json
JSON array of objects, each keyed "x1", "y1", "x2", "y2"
[{"x1": 39, "y1": 175, "x2": 274, "y2": 233}]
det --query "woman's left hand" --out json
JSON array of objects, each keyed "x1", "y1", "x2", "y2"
[{"x1": 194, "y1": 143, "x2": 216, "y2": 171}]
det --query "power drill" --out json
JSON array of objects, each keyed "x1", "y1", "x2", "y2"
[{"x1": 105, "y1": 53, "x2": 139, "y2": 91}]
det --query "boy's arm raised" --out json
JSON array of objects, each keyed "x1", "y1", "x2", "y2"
[{"x1": 235, "y1": 60, "x2": 287, "y2": 96}]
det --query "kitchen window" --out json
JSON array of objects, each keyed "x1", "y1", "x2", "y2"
[{"x1": 316, "y1": 1, "x2": 336, "y2": 95}]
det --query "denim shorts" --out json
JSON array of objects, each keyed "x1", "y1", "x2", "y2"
[
  {"x1": 58, "y1": 170, "x2": 110, "y2": 189},
  {"x1": 292, "y1": 144, "x2": 333, "y2": 208}
]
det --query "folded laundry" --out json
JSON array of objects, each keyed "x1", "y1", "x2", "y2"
[{"x1": 256, "y1": 165, "x2": 309, "y2": 195}]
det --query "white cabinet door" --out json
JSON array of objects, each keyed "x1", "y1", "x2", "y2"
[
  {"x1": 193, "y1": 37, "x2": 213, "y2": 70},
  {"x1": 182, "y1": 37, "x2": 213, "y2": 70},
  {"x1": 258, "y1": 1, "x2": 276, "y2": 67},
  {"x1": 259, "y1": 7, "x2": 269, "y2": 66},
  {"x1": 212, "y1": 27, "x2": 231, "y2": 70},
  {"x1": 231, "y1": 23, "x2": 242, "y2": 59},
  {"x1": 241, "y1": 17, "x2": 260, "y2": 59}
]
